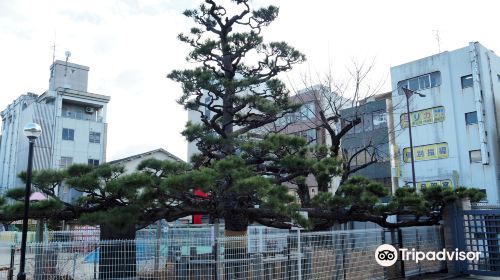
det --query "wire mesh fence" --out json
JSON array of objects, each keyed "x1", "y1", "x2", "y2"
[
  {"x1": 0, "y1": 225, "x2": 288, "y2": 246},
  {"x1": 400, "y1": 226, "x2": 446, "y2": 277},
  {"x1": 0, "y1": 225, "x2": 444, "y2": 280}
]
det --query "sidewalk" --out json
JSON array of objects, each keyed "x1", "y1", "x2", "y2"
[{"x1": 410, "y1": 273, "x2": 499, "y2": 280}]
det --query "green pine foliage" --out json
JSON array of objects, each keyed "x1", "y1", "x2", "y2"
[{"x1": 0, "y1": 0, "x2": 488, "y2": 232}]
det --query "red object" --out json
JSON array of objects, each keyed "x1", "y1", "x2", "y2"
[{"x1": 193, "y1": 188, "x2": 208, "y2": 224}]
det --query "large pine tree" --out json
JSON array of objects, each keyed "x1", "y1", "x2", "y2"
[{"x1": 168, "y1": 0, "x2": 306, "y2": 234}]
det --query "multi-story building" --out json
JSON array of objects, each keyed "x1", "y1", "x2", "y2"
[
  {"x1": 339, "y1": 93, "x2": 392, "y2": 191},
  {"x1": 187, "y1": 86, "x2": 335, "y2": 161},
  {"x1": 390, "y1": 42, "x2": 500, "y2": 203},
  {"x1": 0, "y1": 60, "x2": 110, "y2": 198},
  {"x1": 187, "y1": 86, "x2": 346, "y2": 197}
]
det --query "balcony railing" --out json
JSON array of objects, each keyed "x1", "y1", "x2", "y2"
[{"x1": 62, "y1": 110, "x2": 103, "y2": 122}]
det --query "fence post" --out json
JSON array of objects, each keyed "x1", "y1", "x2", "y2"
[
  {"x1": 214, "y1": 221, "x2": 220, "y2": 280},
  {"x1": 381, "y1": 230, "x2": 386, "y2": 279},
  {"x1": 398, "y1": 228, "x2": 406, "y2": 278},
  {"x1": 297, "y1": 228, "x2": 302, "y2": 280},
  {"x1": 72, "y1": 252, "x2": 77, "y2": 279},
  {"x1": 154, "y1": 220, "x2": 161, "y2": 278},
  {"x1": 342, "y1": 232, "x2": 347, "y2": 280},
  {"x1": 8, "y1": 246, "x2": 15, "y2": 280},
  {"x1": 93, "y1": 245, "x2": 97, "y2": 280},
  {"x1": 442, "y1": 199, "x2": 469, "y2": 274},
  {"x1": 439, "y1": 225, "x2": 448, "y2": 272}
]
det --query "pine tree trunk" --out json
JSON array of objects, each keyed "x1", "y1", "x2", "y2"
[
  {"x1": 99, "y1": 223, "x2": 136, "y2": 279},
  {"x1": 224, "y1": 212, "x2": 248, "y2": 279}
]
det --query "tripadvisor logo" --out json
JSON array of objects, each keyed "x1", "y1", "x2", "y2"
[
  {"x1": 375, "y1": 244, "x2": 481, "y2": 267},
  {"x1": 375, "y1": 244, "x2": 398, "y2": 267}
]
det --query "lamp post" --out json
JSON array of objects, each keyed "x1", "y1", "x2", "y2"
[
  {"x1": 402, "y1": 88, "x2": 425, "y2": 189},
  {"x1": 18, "y1": 123, "x2": 42, "y2": 280}
]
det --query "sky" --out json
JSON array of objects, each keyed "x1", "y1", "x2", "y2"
[{"x1": 1, "y1": 0, "x2": 499, "y2": 162}]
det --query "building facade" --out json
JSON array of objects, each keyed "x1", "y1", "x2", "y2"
[
  {"x1": 390, "y1": 42, "x2": 500, "y2": 203},
  {"x1": 339, "y1": 93, "x2": 392, "y2": 191},
  {"x1": 0, "y1": 60, "x2": 110, "y2": 197},
  {"x1": 108, "y1": 148, "x2": 183, "y2": 174}
]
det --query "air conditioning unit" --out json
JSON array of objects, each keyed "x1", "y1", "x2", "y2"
[{"x1": 85, "y1": 107, "x2": 95, "y2": 114}]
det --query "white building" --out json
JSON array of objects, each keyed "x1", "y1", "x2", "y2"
[
  {"x1": 390, "y1": 42, "x2": 500, "y2": 203},
  {"x1": 0, "y1": 60, "x2": 110, "y2": 198},
  {"x1": 108, "y1": 148, "x2": 183, "y2": 174}
]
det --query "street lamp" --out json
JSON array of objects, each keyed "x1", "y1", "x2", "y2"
[
  {"x1": 18, "y1": 123, "x2": 42, "y2": 280},
  {"x1": 402, "y1": 88, "x2": 425, "y2": 189}
]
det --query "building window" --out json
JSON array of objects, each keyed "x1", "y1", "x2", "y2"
[
  {"x1": 88, "y1": 159, "x2": 100, "y2": 166},
  {"x1": 297, "y1": 102, "x2": 316, "y2": 121},
  {"x1": 397, "y1": 72, "x2": 441, "y2": 94},
  {"x1": 375, "y1": 143, "x2": 390, "y2": 162},
  {"x1": 469, "y1": 150, "x2": 482, "y2": 163},
  {"x1": 354, "y1": 117, "x2": 363, "y2": 133},
  {"x1": 62, "y1": 128, "x2": 74, "y2": 141},
  {"x1": 461, "y1": 75, "x2": 473, "y2": 89},
  {"x1": 363, "y1": 114, "x2": 373, "y2": 131},
  {"x1": 296, "y1": 129, "x2": 316, "y2": 144},
  {"x1": 479, "y1": 189, "x2": 487, "y2": 202},
  {"x1": 60, "y1": 157, "x2": 73, "y2": 168},
  {"x1": 89, "y1": 132, "x2": 101, "y2": 143},
  {"x1": 465, "y1": 112, "x2": 478, "y2": 125},
  {"x1": 342, "y1": 118, "x2": 356, "y2": 134},
  {"x1": 354, "y1": 150, "x2": 367, "y2": 166},
  {"x1": 372, "y1": 111, "x2": 387, "y2": 129},
  {"x1": 204, "y1": 96, "x2": 211, "y2": 119}
]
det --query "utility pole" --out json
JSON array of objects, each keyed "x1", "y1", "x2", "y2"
[{"x1": 402, "y1": 88, "x2": 426, "y2": 189}]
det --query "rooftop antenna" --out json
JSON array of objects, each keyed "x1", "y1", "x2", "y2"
[
  {"x1": 51, "y1": 33, "x2": 56, "y2": 78},
  {"x1": 64, "y1": 50, "x2": 71, "y2": 77},
  {"x1": 433, "y1": 30, "x2": 441, "y2": 53},
  {"x1": 50, "y1": 32, "x2": 57, "y2": 90}
]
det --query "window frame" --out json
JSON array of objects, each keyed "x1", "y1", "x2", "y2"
[
  {"x1": 469, "y1": 150, "x2": 482, "y2": 163},
  {"x1": 461, "y1": 75, "x2": 473, "y2": 89},
  {"x1": 89, "y1": 132, "x2": 101, "y2": 144},
  {"x1": 60, "y1": 156, "x2": 73, "y2": 168},
  {"x1": 465, "y1": 111, "x2": 478, "y2": 125},
  {"x1": 62, "y1": 128, "x2": 75, "y2": 141},
  {"x1": 372, "y1": 110, "x2": 387, "y2": 129},
  {"x1": 397, "y1": 71, "x2": 441, "y2": 94},
  {"x1": 88, "y1": 159, "x2": 100, "y2": 166}
]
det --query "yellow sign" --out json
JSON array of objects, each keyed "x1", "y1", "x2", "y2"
[
  {"x1": 401, "y1": 106, "x2": 445, "y2": 128},
  {"x1": 406, "y1": 179, "x2": 453, "y2": 190},
  {"x1": 403, "y1": 143, "x2": 448, "y2": 163}
]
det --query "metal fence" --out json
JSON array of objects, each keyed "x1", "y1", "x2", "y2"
[
  {"x1": 0, "y1": 225, "x2": 288, "y2": 245},
  {"x1": 459, "y1": 209, "x2": 500, "y2": 276},
  {"x1": 0, "y1": 225, "x2": 445, "y2": 280}
]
